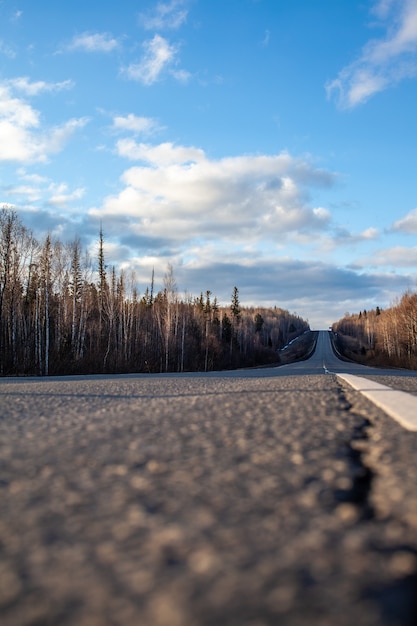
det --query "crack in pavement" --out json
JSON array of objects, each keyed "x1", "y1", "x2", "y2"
[
  {"x1": 336, "y1": 384, "x2": 417, "y2": 625},
  {"x1": 335, "y1": 414, "x2": 374, "y2": 521}
]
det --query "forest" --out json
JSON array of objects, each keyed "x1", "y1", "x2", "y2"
[
  {"x1": 333, "y1": 290, "x2": 417, "y2": 369},
  {"x1": 0, "y1": 207, "x2": 310, "y2": 376}
]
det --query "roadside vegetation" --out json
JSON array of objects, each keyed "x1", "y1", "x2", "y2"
[
  {"x1": 0, "y1": 208, "x2": 310, "y2": 376},
  {"x1": 278, "y1": 330, "x2": 318, "y2": 365},
  {"x1": 332, "y1": 291, "x2": 417, "y2": 369}
]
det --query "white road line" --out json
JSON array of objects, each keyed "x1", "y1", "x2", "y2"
[{"x1": 336, "y1": 373, "x2": 417, "y2": 432}]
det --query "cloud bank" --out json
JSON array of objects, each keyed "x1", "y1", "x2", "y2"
[{"x1": 90, "y1": 143, "x2": 334, "y2": 248}]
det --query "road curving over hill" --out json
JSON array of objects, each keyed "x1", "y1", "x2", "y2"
[{"x1": 1, "y1": 332, "x2": 417, "y2": 625}]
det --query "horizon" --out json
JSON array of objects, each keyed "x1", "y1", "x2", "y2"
[{"x1": 1, "y1": 0, "x2": 417, "y2": 329}]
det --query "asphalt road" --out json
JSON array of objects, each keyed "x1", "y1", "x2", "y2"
[{"x1": 1, "y1": 332, "x2": 417, "y2": 625}]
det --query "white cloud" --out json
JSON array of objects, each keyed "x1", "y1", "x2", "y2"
[
  {"x1": 116, "y1": 139, "x2": 205, "y2": 164},
  {"x1": 334, "y1": 226, "x2": 380, "y2": 244},
  {"x1": 66, "y1": 32, "x2": 119, "y2": 53},
  {"x1": 2, "y1": 170, "x2": 85, "y2": 210},
  {"x1": 112, "y1": 114, "x2": 161, "y2": 135},
  {"x1": 44, "y1": 118, "x2": 89, "y2": 155},
  {"x1": 360, "y1": 226, "x2": 380, "y2": 239},
  {"x1": 390, "y1": 206, "x2": 417, "y2": 232},
  {"x1": 90, "y1": 143, "x2": 335, "y2": 245},
  {"x1": 0, "y1": 84, "x2": 40, "y2": 127},
  {"x1": 362, "y1": 245, "x2": 417, "y2": 268},
  {"x1": 16, "y1": 169, "x2": 49, "y2": 185},
  {"x1": 0, "y1": 83, "x2": 41, "y2": 161},
  {"x1": 0, "y1": 82, "x2": 88, "y2": 163},
  {"x1": 285, "y1": 224, "x2": 380, "y2": 257},
  {"x1": 326, "y1": 0, "x2": 417, "y2": 108},
  {"x1": 7, "y1": 76, "x2": 74, "y2": 96},
  {"x1": 140, "y1": 1, "x2": 188, "y2": 30},
  {"x1": 47, "y1": 183, "x2": 85, "y2": 207},
  {"x1": 3, "y1": 185, "x2": 43, "y2": 203},
  {"x1": 123, "y1": 34, "x2": 181, "y2": 84}
]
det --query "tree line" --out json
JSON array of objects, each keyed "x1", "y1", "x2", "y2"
[
  {"x1": 0, "y1": 208, "x2": 309, "y2": 376},
  {"x1": 333, "y1": 291, "x2": 417, "y2": 369}
]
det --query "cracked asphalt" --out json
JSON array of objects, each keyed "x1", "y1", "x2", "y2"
[{"x1": 1, "y1": 333, "x2": 417, "y2": 626}]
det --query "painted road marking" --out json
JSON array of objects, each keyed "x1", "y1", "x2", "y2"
[{"x1": 337, "y1": 374, "x2": 417, "y2": 432}]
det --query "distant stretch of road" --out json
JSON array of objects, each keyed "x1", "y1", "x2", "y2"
[
  {"x1": 1, "y1": 332, "x2": 417, "y2": 626},
  {"x1": 306, "y1": 330, "x2": 417, "y2": 430}
]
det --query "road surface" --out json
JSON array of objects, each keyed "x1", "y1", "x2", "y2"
[{"x1": 1, "y1": 331, "x2": 417, "y2": 625}]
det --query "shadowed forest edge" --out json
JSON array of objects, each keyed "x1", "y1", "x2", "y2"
[
  {"x1": 0, "y1": 208, "x2": 313, "y2": 376},
  {"x1": 333, "y1": 292, "x2": 417, "y2": 370}
]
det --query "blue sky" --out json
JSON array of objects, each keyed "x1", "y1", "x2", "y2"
[{"x1": 1, "y1": 0, "x2": 417, "y2": 328}]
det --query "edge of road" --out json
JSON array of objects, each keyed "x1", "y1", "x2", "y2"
[
  {"x1": 336, "y1": 373, "x2": 417, "y2": 432},
  {"x1": 323, "y1": 330, "x2": 417, "y2": 432}
]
